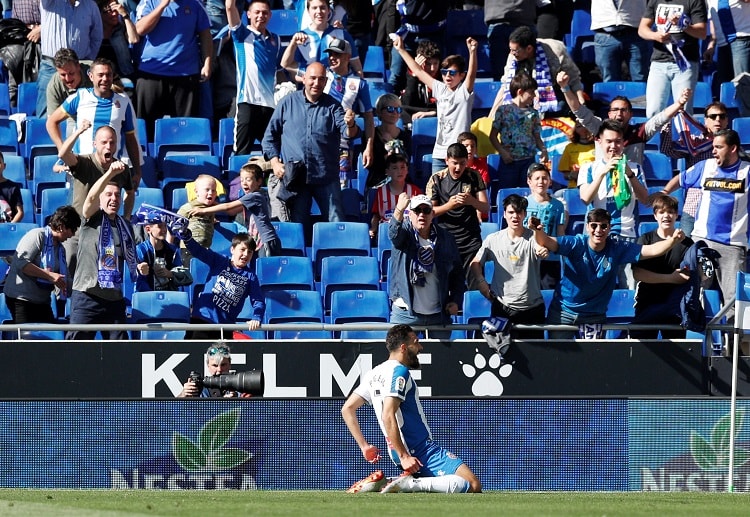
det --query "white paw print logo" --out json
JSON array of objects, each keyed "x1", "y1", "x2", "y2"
[{"x1": 460, "y1": 348, "x2": 513, "y2": 396}]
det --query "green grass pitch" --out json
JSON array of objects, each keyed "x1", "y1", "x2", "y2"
[{"x1": 0, "y1": 490, "x2": 747, "y2": 516}]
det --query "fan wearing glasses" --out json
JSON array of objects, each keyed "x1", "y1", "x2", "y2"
[
  {"x1": 388, "y1": 193, "x2": 465, "y2": 340},
  {"x1": 557, "y1": 71, "x2": 690, "y2": 166},
  {"x1": 530, "y1": 208, "x2": 685, "y2": 339},
  {"x1": 392, "y1": 34, "x2": 477, "y2": 174},
  {"x1": 659, "y1": 102, "x2": 730, "y2": 237}
]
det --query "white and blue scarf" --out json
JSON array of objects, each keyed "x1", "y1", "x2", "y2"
[
  {"x1": 98, "y1": 213, "x2": 137, "y2": 290},
  {"x1": 410, "y1": 224, "x2": 438, "y2": 287},
  {"x1": 501, "y1": 42, "x2": 557, "y2": 113}
]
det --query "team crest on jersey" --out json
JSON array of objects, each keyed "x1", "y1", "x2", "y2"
[
  {"x1": 114, "y1": 100, "x2": 121, "y2": 109},
  {"x1": 348, "y1": 83, "x2": 357, "y2": 91}
]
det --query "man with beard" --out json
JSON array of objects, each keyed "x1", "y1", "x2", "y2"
[{"x1": 341, "y1": 324, "x2": 482, "y2": 494}]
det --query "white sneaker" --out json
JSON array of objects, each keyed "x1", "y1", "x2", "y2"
[
  {"x1": 346, "y1": 470, "x2": 386, "y2": 493},
  {"x1": 380, "y1": 473, "x2": 413, "y2": 493}
]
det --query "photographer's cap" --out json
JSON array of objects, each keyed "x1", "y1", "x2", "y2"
[
  {"x1": 409, "y1": 194, "x2": 432, "y2": 210},
  {"x1": 325, "y1": 38, "x2": 351, "y2": 55}
]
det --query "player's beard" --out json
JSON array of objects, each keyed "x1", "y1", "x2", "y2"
[{"x1": 405, "y1": 348, "x2": 420, "y2": 369}]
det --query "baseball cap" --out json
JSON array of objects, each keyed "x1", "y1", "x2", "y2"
[
  {"x1": 325, "y1": 38, "x2": 352, "y2": 55},
  {"x1": 409, "y1": 195, "x2": 432, "y2": 210}
]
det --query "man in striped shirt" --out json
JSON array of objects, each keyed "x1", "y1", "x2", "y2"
[{"x1": 226, "y1": 0, "x2": 282, "y2": 155}]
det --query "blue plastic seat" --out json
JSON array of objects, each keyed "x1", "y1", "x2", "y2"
[
  {"x1": 271, "y1": 221, "x2": 306, "y2": 257},
  {"x1": 124, "y1": 188, "x2": 165, "y2": 217},
  {"x1": 330, "y1": 289, "x2": 390, "y2": 325},
  {"x1": 0, "y1": 82, "x2": 10, "y2": 116},
  {"x1": 16, "y1": 81, "x2": 38, "y2": 117},
  {"x1": 170, "y1": 188, "x2": 188, "y2": 212},
  {"x1": 363, "y1": 46, "x2": 387, "y2": 82},
  {"x1": 131, "y1": 291, "x2": 191, "y2": 324},
  {"x1": 642, "y1": 151, "x2": 674, "y2": 187},
  {"x1": 32, "y1": 155, "x2": 66, "y2": 208},
  {"x1": 18, "y1": 188, "x2": 34, "y2": 224},
  {"x1": 3, "y1": 155, "x2": 26, "y2": 187},
  {"x1": 311, "y1": 221, "x2": 370, "y2": 281},
  {"x1": 264, "y1": 289, "x2": 324, "y2": 324},
  {"x1": 0, "y1": 223, "x2": 40, "y2": 254},
  {"x1": 720, "y1": 81, "x2": 740, "y2": 115},
  {"x1": 377, "y1": 221, "x2": 392, "y2": 281},
  {"x1": 495, "y1": 187, "x2": 530, "y2": 224},
  {"x1": 256, "y1": 256, "x2": 314, "y2": 294},
  {"x1": 733, "y1": 117, "x2": 750, "y2": 146},
  {"x1": 471, "y1": 81, "x2": 501, "y2": 120},
  {"x1": 462, "y1": 290, "x2": 492, "y2": 338},
  {"x1": 481, "y1": 221, "x2": 500, "y2": 240},
  {"x1": 152, "y1": 117, "x2": 212, "y2": 165},
  {"x1": 136, "y1": 118, "x2": 149, "y2": 156},
  {"x1": 592, "y1": 81, "x2": 647, "y2": 105},
  {"x1": 274, "y1": 328, "x2": 333, "y2": 340},
  {"x1": 0, "y1": 117, "x2": 20, "y2": 155},
  {"x1": 23, "y1": 118, "x2": 56, "y2": 171},
  {"x1": 411, "y1": 117, "x2": 438, "y2": 172},
  {"x1": 0, "y1": 293, "x2": 11, "y2": 323},
  {"x1": 366, "y1": 81, "x2": 394, "y2": 112},
  {"x1": 40, "y1": 187, "x2": 72, "y2": 226},
  {"x1": 215, "y1": 117, "x2": 236, "y2": 169},
  {"x1": 140, "y1": 330, "x2": 186, "y2": 340},
  {"x1": 186, "y1": 256, "x2": 210, "y2": 306},
  {"x1": 321, "y1": 255, "x2": 380, "y2": 311},
  {"x1": 605, "y1": 289, "x2": 635, "y2": 339},
  {"x1": 562, "y1": 188, "x2": 590, "y2": 235},
  {"x1": 566, "y1": 10, "x2": 594, "y2": 60},
  {"x1": 209, "y1": 221, "x2": 243, "y2": 254},
  {"x1": 162, "y1": 154, "x2": 221, "y2": 183},
  {"x1": 227, "y1": 154, "x2": 255, "y2": 174},
  {"x1": 340, "y1": 329, "x2": 389, "y2": 339},
  {"x1": 267, "y1": 9, "x2": 299, "y2": 41}
]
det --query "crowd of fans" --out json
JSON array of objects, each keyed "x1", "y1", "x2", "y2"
[{"x1": 0, "y1": 0, "x2": 744, "y2": 345}]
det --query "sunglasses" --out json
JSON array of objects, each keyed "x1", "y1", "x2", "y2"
[
  {"x1": 440, "y1": 69, "x2": 459, "y2": 77},
  {"x1": 411, "y1": 206, "x2": 433, "y2": 215},
  {"x1": 382, "y1": 106, "x2": 402, "y2": 114},
  {"x1": 705, "y1": 113, "x2": 727, "y2": 120},
  {"x1": 588, "y1": 222, "x2": 610, "y2": 231},
  {"x1": 208, "y1": 346, "x2": 230, "y2": 356}
]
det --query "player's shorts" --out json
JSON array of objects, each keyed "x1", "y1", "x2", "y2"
[{"x1": 390, "y1": 440, "x2": 464, "y2": 477}]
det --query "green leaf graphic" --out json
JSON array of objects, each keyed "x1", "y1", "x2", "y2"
[
  {"x1": 711, "y1": 414, "x2": 733, "y2": 451},
  {"x1": 206, "y1": 448, "x2": 253, "y2": 471},
  {"x1": 733, "y1": 447, "x2": 750, "y2": 468},
  {"x1": 173, "y1": 433, "x2": 207, "y2": 472},
  {"x1": 690, "y1": 431, "x2": 717, "y2": 470},
  {"x1": 198, "y1": 408, "x2": 240, "y2": 454}
]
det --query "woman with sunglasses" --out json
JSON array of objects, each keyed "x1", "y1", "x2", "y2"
[{"x1": 365, "y1": 93, "x2": 413, "y2": 189}]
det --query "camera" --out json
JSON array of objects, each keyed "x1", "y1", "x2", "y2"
[{"x1": 188, "y1": 370, "x2": 265, "y2": 397}]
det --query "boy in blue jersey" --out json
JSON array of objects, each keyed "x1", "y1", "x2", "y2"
[
  {"x1": 530, "y1": 208, "x2": 686, "y2": 339},
  {"x1": 341, "y1": 324, "x2": 482, "y2": 494}
]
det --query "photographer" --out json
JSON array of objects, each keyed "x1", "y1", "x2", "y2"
[{"x1": 178, "y1": 343, "x2": 239, "y2": 398}]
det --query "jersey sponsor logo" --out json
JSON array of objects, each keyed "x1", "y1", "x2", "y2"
[{"x1": 703, "y1": 177, "x2": 745, "y2": 193}]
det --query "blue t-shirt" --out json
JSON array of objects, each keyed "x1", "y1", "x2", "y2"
[
  {"x1": 524, "y1": 195, "x2": 566, "y2": 236},
  {"x1": 554, "y1": 234, "x2": 641, "y2": 317}
]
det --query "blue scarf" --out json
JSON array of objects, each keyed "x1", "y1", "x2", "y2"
[
  {"x1": 37, "y1": 226, "x2": 66, "y2": 292},
  {"x1": 98, "y1": 213, "x2": 137, "y2": 290},
  {"x1": 410, "y1": 224, "x2": 438, "y2": 287}
]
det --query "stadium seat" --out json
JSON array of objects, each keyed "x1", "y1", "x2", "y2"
[
  {"x1": 271, "y1": 221, "x2": 306, "y2": 256},
  {"x1": 462, "y1": 290, "x2": 492, "y2": 339},
  {"x1": 495, "y1": 187, "x2": 530, "y2": 225},
  {"x1": 136, "y1": 155, "x2": 157, "y2": 189},
  {"x1": 227, "y1": 154, "x2": 255, "y2": 175},
  {"x1": 0, "y1": 82, "x2": 10, "y2": 116},
  {"x1": 162, "y1": 154, "x2": 221, "y2": 184},
  {"x1": 377, "y1": 221, "x2": 392, "y2": 281},
  {"x1": 140, "y1": 330, "x2": 186, "y2": 340},
  {"x1": 411, "y1": 117, "x2": 438, "y2": 173},
  {"x1": 321, "y1": 255, "x2": 380, "y2": 311},
  {"x1": 330, "y1": 289, "x2": 390, "y2": 325},
  {"x1": 606, "y1": 289, "x2": 636, "y2": 339},
  {"x1": 274, "y1": 328, "x2": 333, "y2": 340},
  {"x1": 341, "y1": 187, "x2": 364, "y2": 222},
  {"x1": 129, "y1": 187, "x2": 165, "y2": 214},
  {"x1": 40, "y1": 187, "x2": 72, "y2": 225},
  {"x1": 22, "y1": 118, "x2": 56, "y2": 171},
  {"x1": 15, "y1": 81, "x2": 37, "y2": 117},
  {"x1": 186, "y1": 256, "x2": 210, "y2": 306},
  {"x1": 566, "y1": 9, "x2": 594, "y2": 61},
  {"x1": 592, "y1": 81, "x2": 647, "y2": 105},
  {"x1": 152, "y1": 117, "x2": 212, "y2": 165},
  {"x1": 170, "y1": 188, "x2": 188, "y2": 213},
  {"x1": 733, "y1": 117, "x2": 750, "y2": 146},
  {"x1": 638, "y1": 221, "x2": 658, "y2": 237},
  {"x1": 311, "y1": 221, "x2": 370, "y2": 281},
  {"x1": 0, "y1": 223, "x2": 40, "y2": 254},
  {"x1": 211, "y1": 221, "x2": 243, "y2": 254},
  {"x1": 691, "y1": 81, "x2": 712, "y2": 114},
  {"x1": 340, "y1": 329, "x2": 389, "y2": 339},
  {"x1": 481, "y1": 221, "x2": 500, "y2": 240},
  {"x1": 3, "y1": 155, "x2": 26, "y2": 187},
  {"x1": 215, "y1": 117, "x2": 238, "y2": 169},
  {"x1": 363, "y1": 46, "x2": 387, "y2": 82},
  {"x1": 256, "y1": 256, "x2": 314, "y2": 294},
  {"x1": 472, "y1": 81, "x2": 501, "y2": 120},
  {"x1": 562, "y1": 188, "x2": 589, "y2": 234},
  {"x1": 0, "y1": 117, "x2": 20, "y2": 155},
  {"x1": 131, "y1": 291, "x2": 191, "y2": 324},
  {"x1": 366, "y1": 81, "x2": 393, "y2": 112},
  {"x1": 31, "y1": 155, "x2": 66, "y2": 208},
  {"x1": 264, "y1": 289, "x2": 324, "y2": 324},
  {"x1": 0, "y1": 293, "x2": 12, "y2": 323},
  {"x1": 267, "y1": 9, "x2": 299, "y2": 41},
  {"x1": 18, "y1": 188, "x2": 33, "y2": 224},
  {"x1": 642, "y1": 151, "x2": 674, "y2": 187},
  {"x1": 135, "y1": 118, "x2": 149, "y2": 156},
  {"x1": 720, "y1": 81, "x2": 740, "y2": 117}
]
